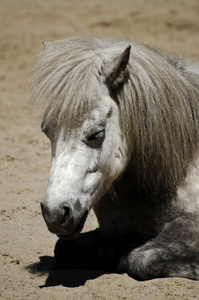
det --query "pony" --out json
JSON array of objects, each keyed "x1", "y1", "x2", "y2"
[{"x1": 31, "y1": 36, "x2": 199, "y2": 280}]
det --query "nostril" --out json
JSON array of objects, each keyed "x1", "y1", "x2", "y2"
[{"x1": 60, "y1": 206, "x2": 71, "y2": 225}]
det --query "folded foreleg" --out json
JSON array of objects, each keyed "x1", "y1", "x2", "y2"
[{"x1": 118, "y1": 214, "x2": 199, "y2": 280}]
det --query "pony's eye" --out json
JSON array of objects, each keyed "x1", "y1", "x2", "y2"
[
  {"x1": 87, "y1": 130, "x2": 105, "y2": 141},
  {"x1": 85, "y1": 129, "x2": 105, "y2": 148}
]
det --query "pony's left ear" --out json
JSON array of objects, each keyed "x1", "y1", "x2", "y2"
[{"x1": 105, "y1": 45, "x2": 131, "y2": 87}]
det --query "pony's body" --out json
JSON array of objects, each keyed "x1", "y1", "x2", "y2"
[{"x1": 32, "y1": 37, "x2": 199, "y2": 280}]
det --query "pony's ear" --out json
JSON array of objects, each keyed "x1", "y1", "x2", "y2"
[{"x1": 106, "y1": 45, "x2": 131, "y2": 87}]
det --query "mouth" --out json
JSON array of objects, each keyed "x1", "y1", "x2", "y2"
[{"x1": 57, "y1": 210, "x2": 88, "y2": 240}]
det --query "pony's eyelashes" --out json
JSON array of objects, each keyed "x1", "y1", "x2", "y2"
[
  {"x1": 83, "y1": 128, "x2": 105, "y2": 148},
  {"x1": 41, "y1": 121, "x2": 50, "y2": 136},
  {"x1": 87, "y1": 129, "x2": 105, "y2": 141},
  {"x1": 41, "y1": 122, "x2": 54, "y2": 139}
]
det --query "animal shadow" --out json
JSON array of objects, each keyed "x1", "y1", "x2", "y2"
[
  {"x1": 27, "y1": 255, "x2": 106, "y2": 288},
  {"x1": 27, "y1": 230, "x2": 140, "y2": 287}
]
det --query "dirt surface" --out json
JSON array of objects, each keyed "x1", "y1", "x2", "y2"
[{"x1": 1, "y1": 0, "x2": 199, "y2": 299}]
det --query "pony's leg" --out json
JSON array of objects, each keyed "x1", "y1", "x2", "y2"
[
  {"x1": 54, "y1": 230, "x2": 139, "y2": 272},
  {"x1": 119, "y1": 214, "x2": 199, "y2": 280}
]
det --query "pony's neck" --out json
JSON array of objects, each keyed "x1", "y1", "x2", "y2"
[{"x1": 114, "y1": 157, "x2": 178, "y2": 199}]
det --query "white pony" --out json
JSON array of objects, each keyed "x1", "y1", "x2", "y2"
[{"x1": 31, "y1": 37, "x2": 199, "y2": 280}]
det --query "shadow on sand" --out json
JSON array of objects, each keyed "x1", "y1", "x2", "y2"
[
  {"x1": 27, "y1": 255, "x2": 106, "y2": 288},
  {"x1": 26, "y1": 231, "x2": 141, "y2": 288}
]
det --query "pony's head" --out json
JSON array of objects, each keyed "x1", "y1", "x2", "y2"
[
  {"x1": 32, "y1": 37, "x2": 199, "y2": 238},
  {"x1": 33, "y1": 38, "x2": 131, "y2": 238}
]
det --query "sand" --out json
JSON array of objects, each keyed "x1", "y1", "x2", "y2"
[{"x1": 1, "y1": 0, "x2": 199, "y2": 299}]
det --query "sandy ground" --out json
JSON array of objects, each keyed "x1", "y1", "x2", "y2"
[{"x1": 1, "y1": 0, "x2": 199, "y2": 299}]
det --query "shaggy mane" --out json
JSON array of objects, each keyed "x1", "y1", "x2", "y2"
[{"x1": 31, "y1": 37, "x2": 199, "y2": 192}]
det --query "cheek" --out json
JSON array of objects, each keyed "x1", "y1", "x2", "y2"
[
  {"x1": 83, "y1": 172, "x2": 102, "y2": 195},
  {"x1": 100, "y1": 129, "x2": 128, "y2": 178}
]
